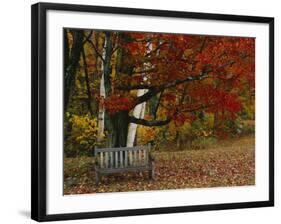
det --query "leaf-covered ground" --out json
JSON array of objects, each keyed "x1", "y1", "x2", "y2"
[{"x1": 64, "y1": 135, "x2": 255, "y2": 195}]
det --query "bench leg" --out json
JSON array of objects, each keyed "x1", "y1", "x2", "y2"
[
  {"x1": 149, "y1": 162, "x2": 155, "y2": 180},
  {"x1": 95, "y1": 171, "x2": 100, "y2": 185}
]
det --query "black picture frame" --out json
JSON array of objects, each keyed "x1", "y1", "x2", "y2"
[{"x1": 31, "y1": 2, "x2": 274, "y2": 222}]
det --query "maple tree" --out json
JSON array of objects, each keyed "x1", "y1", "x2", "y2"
[{"x1": 102, "y1": 32, "x2": 254, "y2": 146}]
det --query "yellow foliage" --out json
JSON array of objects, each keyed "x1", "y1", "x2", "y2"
[
  {"x1": 137, "y1": 126, "x2": 159, "y2": 145},
  {"x1": 69, "y1": 114, "x2": 99, "y2": 147}
]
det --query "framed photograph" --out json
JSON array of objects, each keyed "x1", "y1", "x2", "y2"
[{"x1": 31, "y1": 2, "x2": 274, "y2": 222}]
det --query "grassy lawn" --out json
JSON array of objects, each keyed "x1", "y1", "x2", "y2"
[{"x1": 64, "y1": 135, "x2": 255, "y2": 195}]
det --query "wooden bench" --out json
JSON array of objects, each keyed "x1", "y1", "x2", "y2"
[{"x1": 94, "y1": 144, "x2": 155, "y2": 185}]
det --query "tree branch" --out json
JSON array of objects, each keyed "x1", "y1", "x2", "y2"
[
  {"x1": 199, "y1": 37, "x2": 207, "y2": 53},
  {"x1": 164, "y1": 72, "x2": 209, "y2": 89},
  {"x1": 144, "y1": 41, "x2": 167, "y2": 57},
  {"x1": 117, "y1": 70, "x2": 209, "y2": 92},
  {"x1": 129, "y1": 116, "x2": 172, "y2": 127},
  {"x1": 134, "y1": 72, "x2": 209, "y2": 105},
  {"x1": 136, "y1": 88, "x2": 160, "y2": 105},
  {"x1": 83, "y1": 31, "x2": 93, "y2": 45},
  {"x1": 132, "y1": 68, "x2": 157, "y2": 74},
  {"x1": 129, "y1": 104, "x2": 212, "y2": 127},
  {"x1": 116, "y1": 83, "x2": 154, "y2": 91}
]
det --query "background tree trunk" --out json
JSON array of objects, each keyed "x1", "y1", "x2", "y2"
[
  {"x1": 63, "y1": 29, "x2": 84, "y2": 145},
  {"x1": 98, "y1": 32, "x2": 114, "y2": 143},
  {"x1": 97, "y1": 35, "x2": 106, "y2": 141},
  {"x1": 64, "y1": 30, "x2": 84, "y2": 111},
  {"x1": 81, "y1": 46, "x2": 93, "y2": 115}
]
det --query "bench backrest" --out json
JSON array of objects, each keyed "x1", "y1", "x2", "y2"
[{"x1": 94, "y1": 145, "x2": 151, "y2": 169}]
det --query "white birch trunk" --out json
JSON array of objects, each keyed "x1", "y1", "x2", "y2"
[
  {"x1": 126, "y1": 89, "x2": 147, "y2": 147},
  {"x1": 126, "y1": 42, "x2": 152, "y2": 147},
  {"x1": 97, "y1": 38, "x2": 107, "y2": 141}
]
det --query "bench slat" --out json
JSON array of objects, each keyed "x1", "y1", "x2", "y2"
[
  {"x1": 124, "y1": 151, "x2": 128, "y2": 167},
  {"x1": 115, "y1": 151, "x2": 118, "y2": 168},
  {"x1": 120, "y1": 151, "x2": 123, "y2": 167},
  {"x1": 136, "y1": 151, "x2": 139, "y2": 166},
  {"x1": 110, "y1": 152, "x2": 113, "y2": 168},
  {"x1": 140, "y1": 150, "x2": 143, "y2": 166},
  {"x1": 130, "y1": 151, "x2": 133, "y2": 166},
  {"x1": 94, "y1": 144, "x2": 154, "y2": 184},
  {"x1": 138, "y1": 150, "x2": 142, "y2": 166},
  {"x1": 145, "y1": 149, "x2": 148, "y2": 165},
  {"x1": 95, "y1": 146, "x2": 149, "y2": 153},
  {"x1": 100, "y1": 152, "x2": 104, "y2": 168},
  {"x1": 95, "y1": 145, "x2": 151, "y2": 169},
  {"x1": 133, "y1": 151, "x2": 136, "y2": 166},
  {"x1": 103, "y1": 152, "x2": 106, "y2": 168}
]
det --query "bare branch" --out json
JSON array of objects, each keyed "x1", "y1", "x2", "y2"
[
  {"x1": 144, "y1": 41, "x2": 167, "y2": 57},
  {"x1": 83, "y1": 31, "x2": 93, "y2": 45}
]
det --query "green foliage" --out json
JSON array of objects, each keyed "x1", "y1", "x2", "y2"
[
  {"x1": 221, "y1": 117, "x2": 255, "y2": 138},
  {"x1": 137, "y1": 112, "x2": 254, "y2": 152},
  {"x1": 147, "y1": 113, "x2": 216, "y2": 151},
  {"x1": 240, "y1": 102, "x2": 255, "y2": 120},
  {"x1": 190, "y1": 136, "x2": 217, "y2": 150}
]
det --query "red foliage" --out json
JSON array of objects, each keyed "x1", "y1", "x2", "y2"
[
  {"x1": 103, "y1": 95, "x2": 136, "y2": 115},
  {"x1": 189, "y1": 84, "x2": 242, "y2": 117},
  {"x1": 163, "y1": 93, "x2": 177, "y2": 103},
  {"x1": 112, "y1": 32, "x2": 255, "y2": 125},
  {"x1": 172, "y1": 113, "x2": 189, "y2": 126}
]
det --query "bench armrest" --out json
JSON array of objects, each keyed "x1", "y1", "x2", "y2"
[
  {"x1": 94, "y1": 156, "x2": 99, "y2": 166},
  {"x1": 149, "y1": 152, "x2": 155, "y2": 162}
]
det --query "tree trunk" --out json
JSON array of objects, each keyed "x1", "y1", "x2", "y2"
[
  {"x1": 98, "y1": 32, "x2": 114, "y2": 142},
  {"x1": 103, "y1": 32, "x2": 114, "y2": 141},
  {"x1": 82, "y1": 46, "x2": 93, "y2": 115},
  {"x1": 97, "y1": 36, "x2": 106, "y2": 141},
  {"x1": 126, "y1": 89, "x2": 147, "y2": 147},
  {"x1": 213, "y1": 111, "x2": 219, "y2": 136},
  {"x1": 64, "y1": 30, "x2": 84, "y2": 111},
  {"x1": 126, "y1": 42, "x2": 152, "y2": 146},
  {"x1": 97, "y1": 71, "x2": 106, "y2": 141},
  {"x1": 175, "y1": 131, "x2": 181, "y2": 149},
  {"x1": 111, "y1": 111, "x2": 130, "y2": 147},
  {"x1": 103, "y1": 32, "x2": 113, "y2": 96},
  {"x1": 63, "y1": 29, "x2": 83, "y2": 146},
  {"x1": 105, "y1": 33, "x2": 130, "y2": 148},
  {"x1": 64, "y1": 29, "x2": 70, "y2": 79}
]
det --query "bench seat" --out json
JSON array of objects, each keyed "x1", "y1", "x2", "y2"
[{"x1": 94, "y1": 144, "x2": 154, "y2": 184}]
